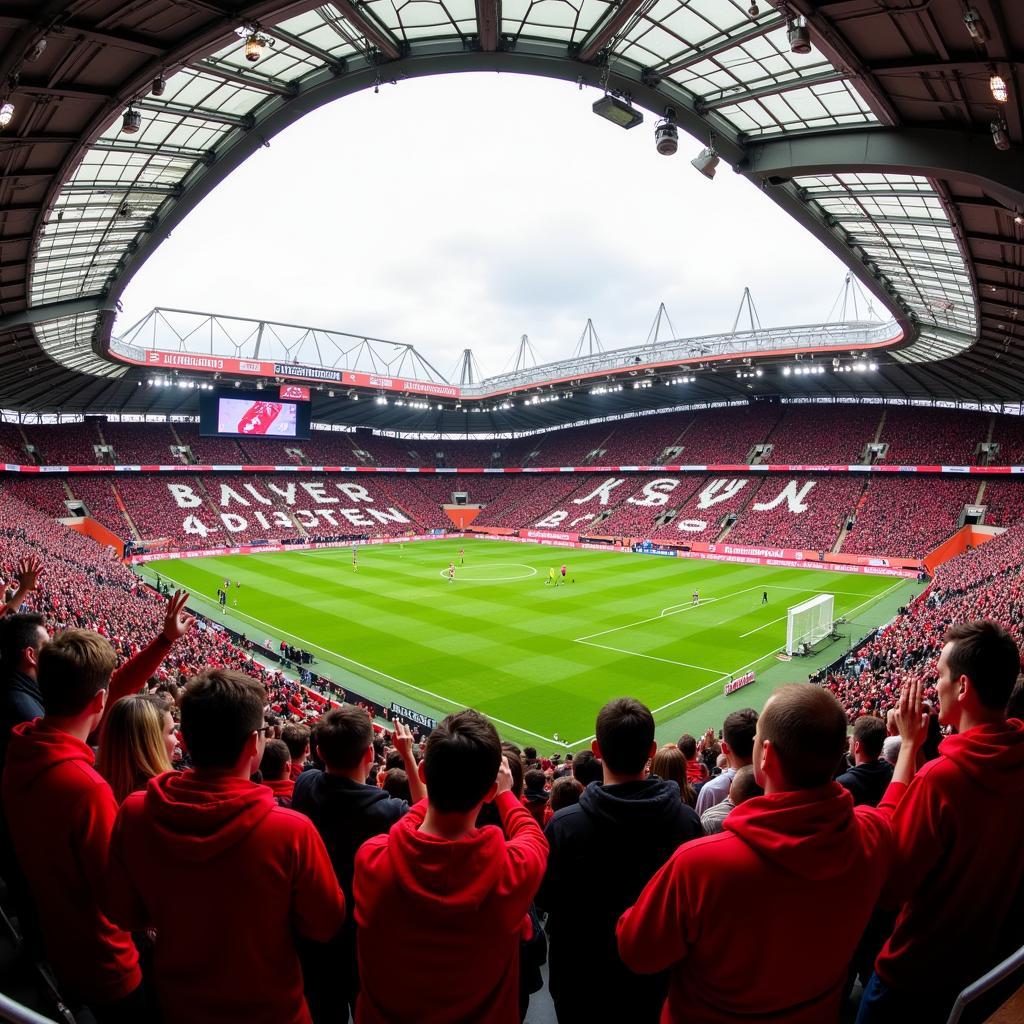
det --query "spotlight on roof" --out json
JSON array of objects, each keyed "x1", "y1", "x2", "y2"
[
  {"x1": 963, "y1": 6, "x2": 989, "y2": 43},
  {"x1": 592, "y1": 94, "x2": 643, "y2": 130},
  {"x1": 747, "y1": 3, "x2": 760, "y2": 16},
  {"x1": 991, "y1": 118, "x2": 1010, "y2": 151},
  {"x1": 990, "y1": 69, "x2": 1009, "y2": 104},
  {"x1": 152, "y1": 74, "x2": 166, "y2": 97},
  {"x1": 782, "y1": 367, "x2": 791, "y2": 376},
  {"x1": 1015, "y1": 210, "x2": 1024, "y2": 227},
  {"x1": 25, "y1": 38, "x2": 47, "y2": 62},
  {"x1": 654, "y1": 116, "x2": 678, "y2": 156},
  {"x1": 690, "y1": 145, "x2": 719, "y2": 179},
  {"x1": 0, "y1": 101, "x2": 14, "y2": 129},
  {"x1": 787, "y1": 17, "x2": 811, "y2": 55},
  {"x1": 121, "y1": 106, "x2": 141, "y2": 134}
]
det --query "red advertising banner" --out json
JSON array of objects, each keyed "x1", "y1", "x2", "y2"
[
  {"x1": 279, "y1": 384, "x2": 310, "y2": 401},
  {"x1": 724, "y1": 671, "x2": 756, "y2": 696}
]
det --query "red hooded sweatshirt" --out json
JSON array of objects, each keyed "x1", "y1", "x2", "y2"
[
  {"x1": 263, "y1": 775, "x2": 295, "y2": 805},
  {"x1": 105, "y1": 770, "x2": 345, "y2": 1024},
  {"x1": 617, "y1": 781, "x2": 902, "y2": 1023},
  {"x1": 875, "y1": 718, "x2": 1024, "y2": 997},
  {"x1": 1, "y1": 720, "x2": 141, "y2": 1004},
  {"x1": 354, "y1": 790, "x2": 548, "y2": 1023}
]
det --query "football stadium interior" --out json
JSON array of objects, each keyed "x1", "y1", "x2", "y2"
[{"x1": 1, "y1": 0, "x2": 1024, "y2": 1022}]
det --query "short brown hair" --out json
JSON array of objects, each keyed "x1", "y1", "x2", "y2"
[
  {"x1": 758, "y1": 684, "x2": 848, "y2": 790},
  {"x1": 423, "y1": 709, "x2": 501, "y2": 813},
  {"x1": 281, "y1": 723, "x2": 311, "y2": 760},
  {"x1": 852, "y1": 715, "x2": 886, "y2": 760},
  {"x1": 260, "y1": 739, "x2": 292, "y2": 781},
  {"x1": 595, "y1": 697, "x2": 654, "y2": 775},
  {"x1": 39, "y1": 629, "x2": 117, "y2": 717},
  {"x1": 549, "y1": 776, "x2": 583, "y2": 813},
  {"x1": 315, "y1": 706, "x2": 374, "y2": 771},
  {"x1": 945, "y1": 620, "x2": 1021, "y2": 710},
  {"x1": 180, "y1": 669, "x2": 266, "y2": 770}
]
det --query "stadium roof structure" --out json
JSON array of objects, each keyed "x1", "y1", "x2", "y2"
[{"x1": 0, "y1": 0, "x2": 1023, "y2": 433}]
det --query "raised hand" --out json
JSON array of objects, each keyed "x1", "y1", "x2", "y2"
[
  {"x1": 161, "y1": 589, "x2": 196, "y2": 643},
  {"x1": 392, "y1": 720, "x2": 416, "y2": 763}
]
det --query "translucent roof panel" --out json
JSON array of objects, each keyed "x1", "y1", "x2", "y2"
[
  {"x1": 795, "y1": 173, "x2": 976, "y2": 361},
  {"x1": 34, "y1": 313, "x2": 125, "y2": 379}
]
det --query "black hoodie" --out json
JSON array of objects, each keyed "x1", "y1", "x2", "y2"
[
  {"x1": 539, "y1": 778, "x2": 702, "y2": 1023},
  {"x1": 291, "y1": 769, "x2": 410, "y2": 1022}
]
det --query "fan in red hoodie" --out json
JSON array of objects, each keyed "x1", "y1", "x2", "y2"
[
  {"x1": 354, "y1": 709, "x2": 548, "y2": 1023},
  {"x1": 858, "y1": 620, "x2": 1024, "y2": 1023},
  {"x1": 104, "y1": 669, "x2": 345, "y2": 1024},
  {"x1": 618, "y1": 682, "x2": 927, "y2": 1024},
  {"x1": 1, "y1": 628, "x2": 148, "y2": 1017}
]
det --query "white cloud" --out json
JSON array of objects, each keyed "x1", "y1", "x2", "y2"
[{"x1": 119, "y1": 73, "x2": 855, "y2": 378}]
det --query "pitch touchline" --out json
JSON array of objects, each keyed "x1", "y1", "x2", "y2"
[
  {"x1": 564, "y1": 577, "x2": 908, "y2": 748},
  {"x1": 151, "y1": 569, "x2": 558, "y2": 748}
]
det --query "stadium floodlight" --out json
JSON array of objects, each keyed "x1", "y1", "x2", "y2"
[
  {"x1": 747, "y1": 3, "x2": 759, "y2": 16},
  {"x1": 691, "y1": 145, "x2": 719, "y2": 179},
  {"x1": 655, "y1": 118, "x2": 678, "y2": 155},
  {"x1": 787, "y1": 16, "x2": 811, "y2": 54},
  {"x1": 990, "y1": 68, "x2": 1009, "y2": 103},
  {"x1": 991, "y1": 118, "x2": 1010, "y2": 151},
  {"x1": 963, "y1": 6, "x2": 989, "y2": 43},
  {"x1": 592, "y1": 95, "x2": 643, "y2": 130},
  {"x1": 152, "y1": 74, "x2": 166, "y2": 96},
  {"x1": 0, "y1": 101, "x2": 13, "y2": 128},
  {"x1": 121, "y1": 106, "x2": 141, "y2": 134},
  {"x1": 782, "y1": 366, "x2": 791, "y2": 376},
  {"x1": 244, "y1": 32, "x2": 266, "y2": 61}
]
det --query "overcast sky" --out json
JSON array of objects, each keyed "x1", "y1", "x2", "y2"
[{"x1": 118, "y1": 73, "x2": 868, "y2": 380}]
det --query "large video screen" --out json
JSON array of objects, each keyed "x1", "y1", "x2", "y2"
[{"x1": 199, "y1": 392, "x2": 311, "y2": 439}]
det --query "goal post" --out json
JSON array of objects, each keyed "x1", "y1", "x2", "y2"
[{"x1": 786, "y1": 593, "x2": 835, "y2": 655}]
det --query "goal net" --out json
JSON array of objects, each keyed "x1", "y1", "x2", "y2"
[{"x1": 786, "y1": 593, "x2": 835, "y2": 655}]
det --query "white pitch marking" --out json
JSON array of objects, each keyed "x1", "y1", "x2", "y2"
[
  {"x1": 575, "y1": 639, "x2": 728, "y2": 675},
  {"x1": 148, "y1": 567, "x2": 558, "y2": 748}
]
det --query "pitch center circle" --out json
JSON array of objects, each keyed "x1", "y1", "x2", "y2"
[{"x1": 437, "y1": 563, "x2": 538, "y2": 582}]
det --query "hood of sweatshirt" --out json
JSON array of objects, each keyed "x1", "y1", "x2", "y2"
[
  {"x1": 576, "y1": 777, "x2": 685, "y2": 827},
  {"x1": 4, "y1": 719, "x2": 95, "y2": 787},
  {"x1": 940, "y1": 719, "x2": 1024, "y2": 794},
  {"x1": 386, "y1": 802, "x2": 508, "y2": 914},
  {"x1": 294, "y1": 769, "x2": 406, "y2": 816},
  {"x1": 725, "y1": 783, "x2": 861, "y2": 882},
  {"x1": 142, "y1": 770, "x2": 275, "y2": 862}
]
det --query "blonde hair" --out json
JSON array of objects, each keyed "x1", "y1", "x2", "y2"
[
  {"x1": 98, "y1": 694, "x2": 173, "y2": 803},
  {"x1": 651, "y1": 744, "x2": 697, "y2": 808}
]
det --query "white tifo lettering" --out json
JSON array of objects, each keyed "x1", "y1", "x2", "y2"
[
  {"x1": 752, "y1": 480, "x2": 815, "y2": 514},
  {"x1": 301, "y1": 482, "x2": 338, "y2": 504},
  {"x1": 572, "y1": 478, "x2": 625, "y2": 506},
  {"x1": 219, "y1": 484, "x2": 250, "y2": 507},
  {"x1": 697, "y1": 478, "x2": 747, "y2": 509},
  {"x1": 535, "y1": 510, "x2": 568, "y2": 528},
  {"x1": 168, "y1": 484, "x2": 202, "y2": 509},
  {"x1": 336, "y1": 482, "x2": 373, "y2": 503},
  {"x1": 629, "y1": 478, "x2": 681, "y2": 507}
]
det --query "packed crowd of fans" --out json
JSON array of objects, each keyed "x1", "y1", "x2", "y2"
[
  {"x1": 818, "y1": 525, "x2": 1024, "y2": 721},
  {"x1": 0, "y1": 520, "x2": 1020, "y2": 1023},
  {"x1": 4, "y1": 403, "x2": 1023, "y2": 469}
]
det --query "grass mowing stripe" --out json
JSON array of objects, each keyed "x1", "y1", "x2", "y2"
[
  {"x1": 140, "y1": 541, "x2": 905, "y2": 748},
  {"x1": 151, "y1": 567, "x2": 562, "y2": 749}
]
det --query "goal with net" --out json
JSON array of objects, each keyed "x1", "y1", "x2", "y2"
[{"x1": 786, "y1": 593, "x2": 835, "y2": 655}]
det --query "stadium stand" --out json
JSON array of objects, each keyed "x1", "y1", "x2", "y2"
[
  {"x1": 879, "y1": 407, "x2": 992, "y2": 465},
  {"x1": 67, "y1": 477, "x2": 133, "y2": 538},
  {"x1": 3, "y1": 478, "x2": 72, "y2": 518},
  {"x1": 101, "y1": 422, "x2": 182, "y2": 465},
  {"x1": 649, "y1": 474, "x2": 768, "y2": 541},
  {"x1": 767, "y1": 404, "x2": 882, "y2": 464},
  {"x1": 843, "y1": 477, "x2": 979, "y2": 558},
  {"x1": 820, "y1": 525, "x2": 1024, "y2": 721},
  {"x1": 20, "y1": 423, "x2": 101, "y2": 465}
]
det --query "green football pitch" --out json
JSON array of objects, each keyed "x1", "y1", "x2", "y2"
[{"x1": 139, "y1": 540, "x2": 909, "y2": 750}]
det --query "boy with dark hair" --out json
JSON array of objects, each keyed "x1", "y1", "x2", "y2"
[
  {"x1": 104, "y1": 669, "x2": 345, "y2": 1024},
  {"x1": 354, "y1": 709, "x2": 548, "y2": 1022},
  {"x1": 259, "y1": 738, "x2": 295, "y2": 805},
  {"x1": 837, "y1": 715, "x2": 892, "y2": 807},
  {"x1": 571, "y1": 748, "x2": 603, "y2": 787},
  {"x1": 281, "y1": 722, "x2": 311, "y2": 780},
  {"x1": 858, "y1": 620, "x2": 1024, "y2": 1023},
  {"x1": 522, "y1": 768, "x2": 549, "y2": 825},
  {"x1": 2, "y1": 628, "x2": 148, "y2": 1021},
  {"x1": 695, "y1": 707, "x2": 758, "y2": 814},
  {"x1": 540, "y1": 697, "x2": 702, "y2": 1023},
  {"x1": 292, "y1": 706, "x2": 425, "y2": 1022},
  {"x1": 618, "y1": 682, "x2": 927, "y2": 1024}
]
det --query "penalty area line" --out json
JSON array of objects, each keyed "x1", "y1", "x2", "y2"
[
  {"x1": 149, "y1": 568, "x2": 559, "y2": 749},
  {"x1": 564, "y1": 577, "x2": 909, "y2": 748}
]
